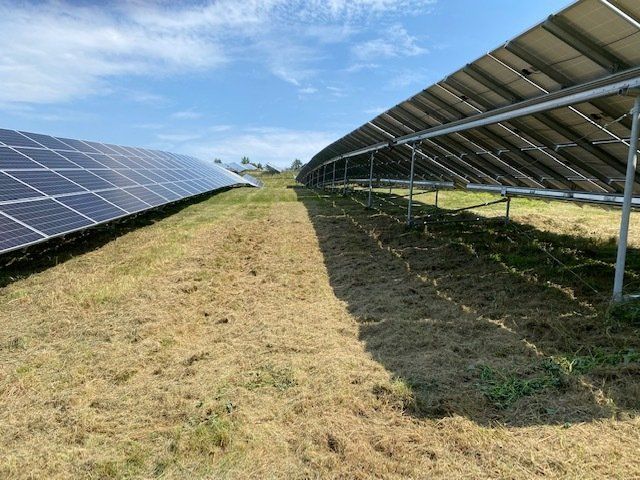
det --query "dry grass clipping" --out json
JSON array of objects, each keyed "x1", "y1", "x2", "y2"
[{"x1": 1, "y1": 173, "x2": 640, "y2": 479}]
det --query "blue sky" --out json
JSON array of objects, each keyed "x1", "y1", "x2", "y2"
[{"x1": 0, "y1": 0, "x2": 570, "y2": 168}]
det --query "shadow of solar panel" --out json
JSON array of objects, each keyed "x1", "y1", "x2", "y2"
[
  {"x1": 0, "y1": 199, "x2": 94, "y2": 236},
  {"x1": 56, "y1": 193, "x2": 127, "y2": 223},
  {"x1": 96, "y1": 189, "x2": 150, "y2": 213},
  {"x1": 0, "y1": 214, "x2": 44, "y2": 251}
]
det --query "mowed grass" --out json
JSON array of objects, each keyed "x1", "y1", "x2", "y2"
[{"x1": 1, "y1": 172, "x2": 640, "y2": 479}]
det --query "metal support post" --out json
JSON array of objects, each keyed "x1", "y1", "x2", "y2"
[
  {"x1": 435, "y1": 189, "x2": 439, "y2": 208},
  {"x1": 407, "y1": 143, "x2": 417, "y2": 225},
  {"x1": 332, "y1": 162, "x2": 336, "y2": 190},
  {"x1": 367, "y1": 152, "x2": 375, "y2": 208},
  {"x1": 343, "y1": 158, "x2": 349, "y2": 195},
  {"x1": 505, "y1": 196, "x2": 511, "y2": 224},
  {"x1": 322, "y1": 165, "x2": 327, "y2": 189},
  {"x1": 613, "y1": 95, "x2": 640, "y2": 301}
]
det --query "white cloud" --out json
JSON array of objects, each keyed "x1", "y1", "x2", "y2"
[
  {"x1": 153, "y1": 126, "x2": 337, "y2": 168},
  {"x1": 352, "y1": 24, "x2": 427, "y2": 60},
  {"x1": 299, "y1": 87, "x2": 318, "y2": 95},
  {"x1": 0, "y1": 0, "x2": 436, "y2": 105},
  {"x1": 364, "y1": 106, "x2": 387, "y2": 115},
  {"x1": 387, "y1": 68, "x2": 429, "y2": 88},
  {"x1": 172, "y1": 109, "x2": 204, "y2": 120}
]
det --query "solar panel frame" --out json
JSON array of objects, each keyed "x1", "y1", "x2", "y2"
[
  {"x1": 299, "y1": 0, "x2": 640, "y2": 204},
  {"x1": 0, "y1": 129, "x2": 250, "y2": 254}
]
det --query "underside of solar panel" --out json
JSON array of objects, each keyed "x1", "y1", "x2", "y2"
[
  {"x1": 0, "y1": 129, "x2": 250, "y2": 254},
  {"x1": 298, "y1": 0, "x2": 640, "y2": 206}
]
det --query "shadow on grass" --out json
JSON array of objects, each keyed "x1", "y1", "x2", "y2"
[
  {"x1": 0, "y1": 188, "x2": 233, "y2": 289},
  {"x1": 295, "y1": 185, "x2": 640, "y2": 427}
]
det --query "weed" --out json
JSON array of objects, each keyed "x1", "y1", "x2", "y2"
[
  {"x1": 245, "y1": 364, "x2": 297, "y2": 391},
  {"x1": 477, "y1": 364, "x2": 563, "y2": 409}
]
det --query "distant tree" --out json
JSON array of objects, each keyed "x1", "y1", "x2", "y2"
[
  {"x1": 241, "y1": 156, "x2": 250, "y2": 164},
  {"x1": 291, "y1": 158, "x2": 303, "y2": 170},
  {"x1": 213, "y1": 158, "x2": 222, "y2": 164},
  {"x1": 256, "y1": 162, "x2": 263, "y2": 169}
]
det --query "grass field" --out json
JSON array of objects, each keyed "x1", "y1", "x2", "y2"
[{"x1": 2, "y1": 172, "x2": 640, "y2": 479}]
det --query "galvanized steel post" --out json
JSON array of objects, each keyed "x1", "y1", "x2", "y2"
[
  {"x1": 407, "y1": 143, "x2": 417, "y2": 225},
  {"x1": 343, "y1": 158, "x2": 349, "y2": 195},
  {"x1": 332, "y1": 162, "x2": 336, "y2": 190},
  {"x1": 613, "y1": 95, "x2": 640, "y2": 301},
  {"x1": 367, "y1": 152, "x2": 375, "y2": 208}
]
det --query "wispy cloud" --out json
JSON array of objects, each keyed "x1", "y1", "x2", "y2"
[
  {"x1": 364, "y1": 106, "x2": 387, "y2": 115},
  {"x1": 352, "y1": 24, "x2": 427, "y2": 60},
  {"x1": 0, "y1": 0, "x2": 436, "y2": 105},
  {"x1": 172, "y1": 109, "x2": 204, "y2": 120},
  {"x1": 152, "y1": 125, "x2": 336, "y2": 168}
]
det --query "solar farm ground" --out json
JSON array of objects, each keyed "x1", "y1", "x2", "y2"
[{"x1": 2, "y1": 172, "x2": 640, "y2": 479}]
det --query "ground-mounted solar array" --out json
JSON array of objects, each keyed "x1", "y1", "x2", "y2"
[
  {"x1": 0, "y1": 129, "x2": 250, "y2": 254},
  {"x1": 300, "y1": 0, "x2": 640, "y2": 202},
  {"x1": 298, "y1": 0, "x2": 640, "y2": 300}
]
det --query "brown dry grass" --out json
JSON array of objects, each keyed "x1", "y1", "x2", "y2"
[{"x1": 1, "y1": 173, "x2": 640, "y2": 479}]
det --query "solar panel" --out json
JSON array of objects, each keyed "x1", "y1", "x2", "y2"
[
  {"x1": 0, "y1": 129, "x2": 250, "y2": 254},
  {"x1": 299, "y1": 0, "x2": 640, "y2": 206}
]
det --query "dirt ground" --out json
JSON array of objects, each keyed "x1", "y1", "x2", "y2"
[{"x1": 1, "y1": 173, "x2": 639, "y2": 479}]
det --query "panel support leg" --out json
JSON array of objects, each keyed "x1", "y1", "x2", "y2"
[
  {"x1": 613, "y1": 95, "x2": 640, "y2": 301},
  {"x1": 322, "y1": 165, "x2": 327, "y2": 190},
  {"x1": 407, "y1": 143, "x2": 417, "y2": 226},
  {"x1": 332, "y1": 162, "x2": 336, "y2": 190},
  {"x1": 343, "y1": 158, "x2": 349, "y2": 195},
  {"x1": 505, "y1": 196, "x2": 511, "y2": 224},
  {"x1": 367, "y1": 152, "x2": 375, "y2": 209},
  {"x1": 435, "y1": 189, "x2": 439, "y2": 208}
]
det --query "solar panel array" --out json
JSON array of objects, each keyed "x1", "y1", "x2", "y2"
[
  {"x1": 0, "y1": 128, "x2": 249, "y2": 254},
  {"x1": 298, "y1": 0, "x2": 640, "y2": 205}
]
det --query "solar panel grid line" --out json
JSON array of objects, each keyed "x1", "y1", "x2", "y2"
[{"x1": 1, "y1": 129, "x2": 250, "y2": 254}]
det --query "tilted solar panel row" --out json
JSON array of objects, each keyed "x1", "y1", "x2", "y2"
[
  {"x1": 0, "y1": 128, "x2": 250, "y2": 254},
  {"x1": 299, "y1": 0, "x2": 640, "y2": 203}
]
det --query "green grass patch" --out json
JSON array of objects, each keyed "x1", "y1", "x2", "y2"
[{"x1": 477, "y1": 361, "x2": 564, "y2": 409}]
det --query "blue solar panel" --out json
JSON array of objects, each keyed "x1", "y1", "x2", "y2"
[
  {"x1": 56, "y1": 193, "x2": 127, "y2": 223},
  {"x1": 14, "y1": 148, "x2": 79, "y2": 169},
  {"x1": 0, "y1": 214, "x2": 44, "y2": 251},
  {"x1": 0, "y1": 128, "x2": 250, "y2": 254},
  {"x1": 0, "y1": 199, "x2": 94, "y2": 236},
  {"x1": 57, "y1": 151, "x2": 105, "y2": 169},
  {"x1": 19, "y1": 132, "x2": 71, "y2": 150},
  {"x1": 0, "y1": 146, "x2": 44, "y2": 169},
  {"x1": 0, "y1": 173, "x2": 44, "y2": 202},
  {"x1": 91, "y1": 169, "x2": 136, "y2": 187},
  {"x1": 57, "y1": 170, "x2": 115, "y2": 191},
  {"x1": 125, "y1": 186, "x2": 166, "y2": 206},
  {"x1": 0, "y1": 129, "x2": 42, "y2": 148},
  {"x1": 96, "y1": 189, "x2": 150, "y2": 213},
  {"x1": 9, "y1": 171, "x2": 85, "y2": 196}
]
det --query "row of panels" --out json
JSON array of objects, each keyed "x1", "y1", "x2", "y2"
[
  {"x1": 0, "y1": 128, "x2": 251, "y2": 254},
  {"x1": 300, "y1": 0, "x2": 640, "y2": 198}
]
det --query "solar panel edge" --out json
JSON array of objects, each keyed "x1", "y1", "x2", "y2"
[{"x1": 0, "y1": 128, "x2": 251, "y2": 254}]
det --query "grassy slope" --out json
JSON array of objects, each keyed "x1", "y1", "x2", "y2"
[{"x1": 1, "y1": 173, "x2": 639, "y2": 479}]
